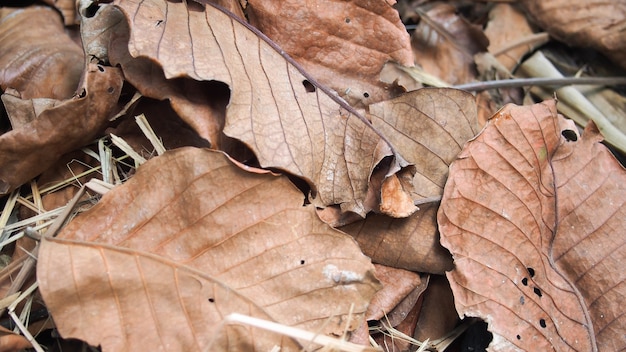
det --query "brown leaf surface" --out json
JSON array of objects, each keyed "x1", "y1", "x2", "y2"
[
  {"x1": 520, "y1": 0, "x2": 626, "y2": 70},
  {"x1": 0, "y1": 64, "x2": 123, "y2": 194},
  {"x1": 0, "y1": 326, "x2": 31, "y2": 352},
  {"x1": 0, "y1": 6, "x2": 84, "y2": 99},
  {"x1": 438, "y1": 100, "x2": 626, "y2": 351},
  {"x1": 341, "y1": 202, "x2": 452, "y2": 274},
  {"x1": 365, "y1": 264, "x2": 424, "y2": 323},
  {"x1": 38, "y1": 237, "x2": 301, "y2": 351},
  {"x1": 411, "y1": 4, "x2": 488, "y2": 85},
  {"x1": 246, "y1": 0, "x2": 414, "y2": 107},
  {"x1": 107, "y1": 0, "x2": 411, "y2": 217},
  {"x1": 369, "y1": 88, "x2": 480, "y2": 200},
  {"x1": 38, "y1": 147, "x2": 380, "y2": 345}
]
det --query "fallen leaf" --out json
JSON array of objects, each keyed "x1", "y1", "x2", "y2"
[
  {"x1": 0, "y1": 326, "x2": 31, "y2": 352},
  {"x1": 412, "y1": 4, "x2": 488, "y2": 85},
  {"x1": 484, "y1": 4, "x2": 544, "y2": 72},
  {"x1": 369, "y1": 88, "x2": 480, "y2": 199},
  {"x1": 0, "y1": 63, "x2": 123, "y2": 194},
  {"x1": 38, "y1": 147, "x2": 380, "y2": 347},
  {"x1": 365, "y1": 264, "x2": 424, "y2": 323},
  {"x1": 520, "y1": 0, "x2": 626, "y2": 70},
  {"x1": 0, "y1": 6, "x2": 84, "y2": 99},
  {"x1": 106, "y1": 0, "x2": 412, "y2": 217},
  {"x1": 438, "y1": 100, "x2": 626, "y2": 351},
  {"x1": 412, "y1": 275, "x2": 458, "y2": 342},
  {"x1": 341, "y1": 202, "x2": 453, "y2": 274},
  {"x1": 246, "y1": 0, "x2": 414, "y2": 107},
  {"x1": 38, "y1": 236, "x2": 301, "y2": 351}
]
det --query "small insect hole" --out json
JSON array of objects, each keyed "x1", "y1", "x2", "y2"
[
  {"x1": 527, "y1": 267, "x2": 535, "y2": 277},
  {"x1": 78, "y1": 89, "x2": 86, "y2": 98},
  {"x1": 521, "y1": 278, "x2": 528, "y2": 286},
  {"x1": 561, "y1": 129, "x2": 578, "y2": 142},
  {"x1": 345, "y1": 17, "x2": 351, "y2": 23},
  {"x1": 300, "y1": 259, "x2": 305, "y2": 265},
  {"x1": 516, "y1": 335, "x2": 521, "y2": 340},
  {"x1": 208, "y1": 298, "x2": 215, "y2": 303},
  {"x1": 97, "y1": 65, "x2": 105, "y2": 72},
  {"x1": 539, "y1": 319, "x2": 546, "y2": 328},
  {"x1": 156, "y1": 19, "x2": 163, "y2": 27},
  {"x1": 302, "y1": 80, "x2": 316, "y2": 93},
  {"x1": 533, "y1": 287, "x2": 542, "y2": 297},
  {"x1": 363, "y1": 92, "x2": 370, "y2": 98},
  {"x1": 107, "y1": 87, "x2": 115, "y2": 94}
]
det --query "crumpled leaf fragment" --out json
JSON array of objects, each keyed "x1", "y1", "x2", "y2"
[
  {"x1": 0, "y1": 64, "x2": 123, "y2": 194},
  {"x1": 0, "y1": 6, "x2": 83, "y2": 99},
  {"x1": 38, "y1": 147, "x2": 380, "y2": 344},
  {"x1": 108, "y1": 0, "x2": 412, "y2": 217},
  {"x1": 412, "y1": 4, "x2": 488, "y2": 85},
  {"x1": 439, "y1": 100, "x2": 626, "y2": 351},
  {"x1": 246, "y1": 0, "x2": 414, "y2": 107},
  {"x1": 520, "y1": 0, "x2": 626, "y2": 70}
]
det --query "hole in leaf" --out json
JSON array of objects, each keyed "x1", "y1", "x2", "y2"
[
  {"x1": 363, "y1": 92, "x2": 370, "y2": 98},
  {"x1": 302, "y1": 80, "x2": 316, "y2": 93},
  {"x1": 155, "y1": 19, "x2": 163, "y2": 27},
  {"x1": 521, "y1": 278, "x2": 528, "y2": 286},
  {"x1": 107, "y1": 87, "x2": 115, "y2": 94},
  {"x1": 561, "y1": 129, "x2": 578, "y2": 142},
  {"x1": 300, "y1": 259, "x2": 305, "y2": 265},
  {"x1": 527, "y1": 267, "x2": 535, "y2": 277},
  {"x1": 539, "y1": 319, "x2": 546, "y2": 328},
  {"x1": 516, "y1": 335, "x2": 521, "y2": 340},
  {"x1": 533, "y1": 287, "x2": 542, "y2": 297},
  {"x1": 345, "y1": 17, "x2": 351, "y2": 23},
  {"x1": 208, "y1": 298, "x2": 215, "y2": 303},
  {"x1": 83, "y1": 2, "x2": 100, "y2": 18},
  {"x1": 78, "y1": 89, "x2": 86, "y2": 98},
  {"x1": 97, "y1": 65, "x2": 105, "y2": 72}
]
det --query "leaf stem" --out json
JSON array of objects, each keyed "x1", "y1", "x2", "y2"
[{"x1": 453, "y1": 76, "x2": 626, "y2": 91}]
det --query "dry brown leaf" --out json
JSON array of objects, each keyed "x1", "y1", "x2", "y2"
[
  {"x1": 520, "y1": 0, "x2": 626, "y2": 70},
  {"x1": 0, "y1": 64, "x2": 123, "y2": 195},
  {"x1": 38, "y1": 147, "x2": 380, "y2": 348},
  {"x1": 412, "y1": 4, "x2": 488, "y2": 85},
  {"x1": 104, "y1": 0, "x2": 412, "y2": 217},
  {"x1": 369, "y1": 88, "x2": 480, "y2": 200},
  {"x1": 439, "y1": 100, "x2": 626, "y2": 351},
  {"x1": 0, "y1": 6, "x2": 84, "y2": 99},
  {"x1": 42, "y1": 0, "x2": 78, "y2": 25},
  {"x1": 365, "y1": 264, "x2": 424, "y2": 323},
  {"x1": 0, "y1": 326, "x2": 31, "y2": 352},
  {"x1": 246, "y1": 0, "x2": 414, "y2": 108},
  {"x1": 341, "y1": 202, "x2": 453, "y2": 274},
  {"x1": 412, "y1": 275, "x2": 458, "y2": 343},
  {"x1": 483, "y1": 4, "x2": 544, "y2": 72},
  {"x1": 38, "y1": 237, "x2": 301, "y2": 351}
]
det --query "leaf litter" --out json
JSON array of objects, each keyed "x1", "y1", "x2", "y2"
[{"x1": 0, "y1": 0, "x2": 624, "y2": 351}]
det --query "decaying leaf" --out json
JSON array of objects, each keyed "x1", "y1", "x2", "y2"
[
  {"x1": 439, "y1": 100, "x2": 626, "y2": 351},
  {"x1": 105, "y1": 0, "x2": 412, "y2": 217},
  {"x1": 0, "y1": 64, "x2": 123, "y2": 194},
  {"x1": 246, "y1": 0, "x2": 414, "y2": 107},
  {"x1": 38, "y1": 237, "x2": 301, "y2": 351},
  {"x1": 520, "y1": 0, "x2": 626, "y2": 70},
  {"x1": 38, "y1": 147, "x2": 380, "y2": 348},
  {"x1": 411, "y1": 4, "x2": 488, "y2": 85},
  {"x1": 0, "y1": 6, "x2": 83, "y2": 99},
  {"x1": 369, "y1": 88, "x2": 480, "y2": 199},
  {"x1": 341, "y1": 202, "x2": 453, "y2": 274}
]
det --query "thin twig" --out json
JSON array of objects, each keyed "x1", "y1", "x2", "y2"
[{"x1": 453, "y1": 76, "x2": 626, "y2": 91}]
